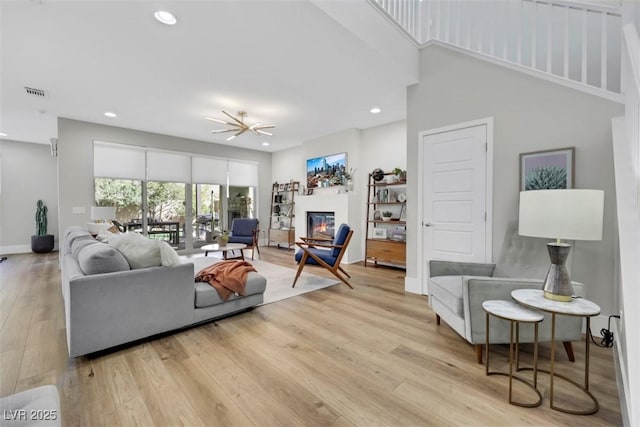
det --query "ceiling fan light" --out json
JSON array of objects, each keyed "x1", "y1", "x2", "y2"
[
  {"x1": 226, "y1": 135, "x2": 236, "y2": 141},
  {"x1": 257, "y1": 130, "x2": 273, "y2": 136}
]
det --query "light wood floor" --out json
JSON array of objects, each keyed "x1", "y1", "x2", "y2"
[{"x1": 0, "y1": 248, "x2": 622, "y2": 426}]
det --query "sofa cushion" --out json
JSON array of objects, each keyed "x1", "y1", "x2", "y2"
[
  {"x1": 428, "y1": 275, "x2": 464, "y2": 317},
  {"x1": 195, "y1": 272, "x2": 267, "y2": 308},
  {"x1": 77, "y1": 242, "x2": 130, "y2": 275},
  {"x1": 63, "y1": 226, "x2": 91, "y2": 254},
  {"x1": 71, "y1": 235, "x2": 98, "y2": 257},
  {"x1": 294, "y1": 247, "x2": 336, "y2": 266}
]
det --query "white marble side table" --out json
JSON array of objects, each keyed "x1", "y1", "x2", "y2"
[
  {"x1": 482, "y1": 300, "x2": 544, "y2": 407},
  {"x1": 512, "y1": 289, "x2": 601, "y2": 415}
]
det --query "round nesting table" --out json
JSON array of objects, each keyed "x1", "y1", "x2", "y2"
[
  {"x1": 201, "y1": 243, "x2": 247, "y2": 260},
  {"x1": 512, "y1": 289, "x2": 601, "y2": 415},
  {"x1": 482, "y1": 300, "x2": 544, "y2": 407}
]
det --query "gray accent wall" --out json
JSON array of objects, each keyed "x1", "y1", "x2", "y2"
[
  {"x1": 57, "y1": 118, "x2": 272, "y2": 247},
  {"x1": 407, "y1": 44, "x2": 624, "y2": 317},
  {"x1": 0, "y1": 140, "x2": 59, "y2": 253}
]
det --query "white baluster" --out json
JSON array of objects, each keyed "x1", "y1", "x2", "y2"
[
  {"x1": 547, "y1": 3, "x2": 552, "y2": 73},
  {"x1": 564, "y1": 5, "x2": 569, "y2": 78},
  {"x1": 532, "y1": 1, "x2": 538, "y2": 69},
  {"x1": 601, "y1": 12, "x2": 608, "y2": 90},
  {"x1": 517, "y1": 0, "x2": 522, "y2": 64},
  {"x1": 445, "y1": 0, "x2": 450, "y2": 44},
  {"x1": 582, "y1": 8, "x2": 588, "y2": 84},
  {"x1": 455, "y1": 0, "x2": 461, "y2": 46}
]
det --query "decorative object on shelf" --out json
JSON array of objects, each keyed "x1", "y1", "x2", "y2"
[
  {"x1": 382, "y1": 211, "x2": 393, "y2": 221},
  {"x1": 31, "y1": 199, "x2": 55, "y2": 253},
  {"x1": 205, "y1": 110, "x2": 275, "y2": 142},
  {"x1": 373, "y1": 210, "x2": 382, "y2": 221},
  {"x1": 393, "y1": 167, "x2": 407, "y2": 182},
  {"x1": 306, "y1": 152, "x2": 347, "y2": 188},
  {"x1": 397, "y1": 192, "x2": 406, "y2": 203},
  {"x1": 400, "y1": 204, "x2": 407, "y2": 220},
  {"x1": 518, "y1": 189, "x2": 604, "y2": 301},
  {"x1": 373, "y1": 228, "x2": 387, "y2": 239},
  {"x1": 519, "y1": 147, "x2": 574, "y2": 191},
  {"x1": 371, "y1": 168, "x2": 384, "y2": 182}
]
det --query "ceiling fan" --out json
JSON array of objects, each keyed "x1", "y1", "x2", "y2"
[{"x1": 205, "y1": 111, "x2": 275, "y2": 141}]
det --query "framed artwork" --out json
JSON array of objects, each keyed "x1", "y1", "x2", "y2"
[
  {"x1": 278, "y1": 183, "x2": 285, "y2": 191},
  {"x1": 293, "y1": 182, "x2": 299, "y2": 191},
  {"x1": 519, "y1": 147, "x2": 575, "y2": 191},
  {"x1": 306, "y1": 188, "x2": 314, "y2": 195},
  {"x1": 306, "y1": 152, "x2": 347, "y2": 188},
  {"x1": 372, "y1": 228, "x2": 387, "y2": 239},
  {"x1": 373, "y1": 210, "x2": 382, "y2": 221}
]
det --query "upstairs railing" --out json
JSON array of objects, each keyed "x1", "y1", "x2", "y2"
[{"x1": 371, "y1": 0, "x2": 623, "y2": 97}]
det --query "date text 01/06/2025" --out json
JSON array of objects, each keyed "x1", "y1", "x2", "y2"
[{"x1": 3, "y1": 409, "x2": 58, "y2": 422}]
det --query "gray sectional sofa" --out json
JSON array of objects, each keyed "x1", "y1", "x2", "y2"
[{"x1": 61, "y1": 226, "x2": 266, "y2": 357}]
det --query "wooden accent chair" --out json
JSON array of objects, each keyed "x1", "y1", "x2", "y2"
[
  {"x1": 228, "y1": 218, "x2": 260, "y2": 260},
  {"x1": 292, "y1": 223, "x2": 353, "y2": 289}
]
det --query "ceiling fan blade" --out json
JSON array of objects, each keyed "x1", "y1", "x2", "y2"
[
  {"x1": 205, "y1": 117, "x2": 232, "y2": 125},
  {"x1": 222, "y1": 110, "x2": 246, "y2": 127},
  {"x1": 257, "y1": 130, "x2": 273, "y2": 136}
]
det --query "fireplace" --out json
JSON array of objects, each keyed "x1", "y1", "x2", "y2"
[{"x1": 307, "y1": 211, "x2": 336, "y2": 240}]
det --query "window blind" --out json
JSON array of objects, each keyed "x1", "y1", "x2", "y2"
[
  {"x1": 93, "y1": 141, "x2": 145, "y2": 180},
  {"x1": 228, "y1": 161, "x2": 258, "y2": 186},
  {"x1": 147, "y1": 150, "x2": 191, "y2": 182},
  {"x1": 191, "y1": 157, "x2": 228, "y2": 184}
]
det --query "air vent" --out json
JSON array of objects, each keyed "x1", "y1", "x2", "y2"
[{"x1": 24, "y1": 86, "x2": 48, "y2": 98}]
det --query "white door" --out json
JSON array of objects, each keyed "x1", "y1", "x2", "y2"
[{"x1": 422, "y1": 123, "x2": 490, "y2": 279}]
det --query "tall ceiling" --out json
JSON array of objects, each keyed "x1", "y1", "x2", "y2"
[{"x1": 0, "y1": 0, "x2": 418, "y2": 152}]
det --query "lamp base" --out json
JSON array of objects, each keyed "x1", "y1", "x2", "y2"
[{"x1": 543, "y1": 243, "x2": 574, "y2": 302}]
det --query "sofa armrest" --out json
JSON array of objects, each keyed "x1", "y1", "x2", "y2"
[
  {"x1": 462, "y1": 276, "x2": 584, "y2": 345},
  {"x1": 429, "y1": 260, "x2": 496, "y2": 278},
  {"x1": 66, "y1": 262, "x2": 195, "y2": 357}
]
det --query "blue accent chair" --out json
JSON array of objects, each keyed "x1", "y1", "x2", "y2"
[
  {"x1": 228, "y1": 218, "x2": 260, "y2": 260},
  {"x1": 293, "y1": 223, "x2": 353, "y2": 288}
]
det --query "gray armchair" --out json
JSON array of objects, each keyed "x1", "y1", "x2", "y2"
[{"x1": 428, "y1": 222, "x2": 583, "y2": 364}]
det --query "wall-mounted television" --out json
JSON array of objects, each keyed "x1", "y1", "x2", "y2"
[{"x1": 306, "y1": 152, "x2": 347, "y2": 188}]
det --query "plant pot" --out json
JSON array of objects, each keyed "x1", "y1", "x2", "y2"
[
  {"x1": 217, "y1": 236, "x2": 229, "y2": 247},
  {"x1": 382, "y1": 217, "x2": 392, "y2": 222},
  {"x1": 31, "y1": 235, "x2": 54, "y2": 253}
]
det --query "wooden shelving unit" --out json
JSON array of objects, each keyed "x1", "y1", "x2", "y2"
[
  {"x1": 365, "y1": 172, "x2": 406, "y2": 268},
  {"x1": 267, "y1": 181, "x2": 299, "y2": 250}
]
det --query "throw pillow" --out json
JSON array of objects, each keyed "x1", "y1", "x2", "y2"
[
  {"x1": 77, "y1": 242, "x2": 130, "y2": 275},
  {"x1": 105, "y1": 232, "x2": 180, "y2": 269}
]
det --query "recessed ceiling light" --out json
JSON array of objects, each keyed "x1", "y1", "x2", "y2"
[
  {"x1": 0, "y1": 132, "x2": 7, "y2": 137},
  {"x1": 261, "y1": 142, "x2": 270, "y2": 146},
  {"x1": 154, "y1": 10, "x2": 177, "y2": 25},
  {"x1": 104, "y1": 112, "x2": 117, "y2": 118},
  {"x1": 370, "y1": 107, "x2": 382, "y2": 114}
]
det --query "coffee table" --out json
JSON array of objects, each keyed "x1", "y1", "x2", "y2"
[{"x1": 201, "y1": 243, "x2": 247, "y2": 260}]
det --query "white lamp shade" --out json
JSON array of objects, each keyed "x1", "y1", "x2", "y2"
[
  {"x1": 90, "y1": 206, "x2": 116, "y2": 221},
  {"x1": 518, "y1": 189, "x2": 604, "y2": 241}
]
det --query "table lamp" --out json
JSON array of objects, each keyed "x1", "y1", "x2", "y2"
[
  {"x1": 518, "y1": 189, "x2": 604, "y2": 302},
  {"x1": 87, "y1": 206, "x2": 117, "y2": 236}
]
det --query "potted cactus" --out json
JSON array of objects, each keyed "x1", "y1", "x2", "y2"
[{"x1": 31, "y1": 200, "x2": 54, "y2": 253}]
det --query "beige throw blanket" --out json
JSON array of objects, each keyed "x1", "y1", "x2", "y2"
[{"x1": 195, "y1": 260, "x2": 256, "y2": 301}]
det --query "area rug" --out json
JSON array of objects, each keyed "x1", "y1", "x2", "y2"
[{"x1": 182, "y1": 255, "x2": 340, "y2": 305}]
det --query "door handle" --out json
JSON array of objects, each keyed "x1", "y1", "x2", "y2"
[{"x1": 423, "y1": 222, "x2": 432, "y2": 227}]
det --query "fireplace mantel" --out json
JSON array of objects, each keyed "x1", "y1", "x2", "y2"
[{"x1": 294, "y1": 193, "x2": 361, "y2": 264}]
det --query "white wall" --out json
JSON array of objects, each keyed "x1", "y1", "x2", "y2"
[
  {"x1": 0, "y1": 140, "x2": 58, "y2": 254},
  {"x1": 406, "y1": 44, "x2": 624, "y2": 327},
  {"x1": 56, "y1": 118, "x2": 272, "y2": 248},
  {"x1": 272, "y1": 121, "x2": 407, "y2": 263}
]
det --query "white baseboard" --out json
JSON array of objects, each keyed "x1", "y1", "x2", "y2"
[
  {"x1": 0, "y1": 244, "x2": 32, "y2": 255},
  {"x1": 405, "y1": 276, "x2": 422, "y2": 294},
  {"x1": 611, "y1": 321, "x2": 631, "y2": 427}
]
